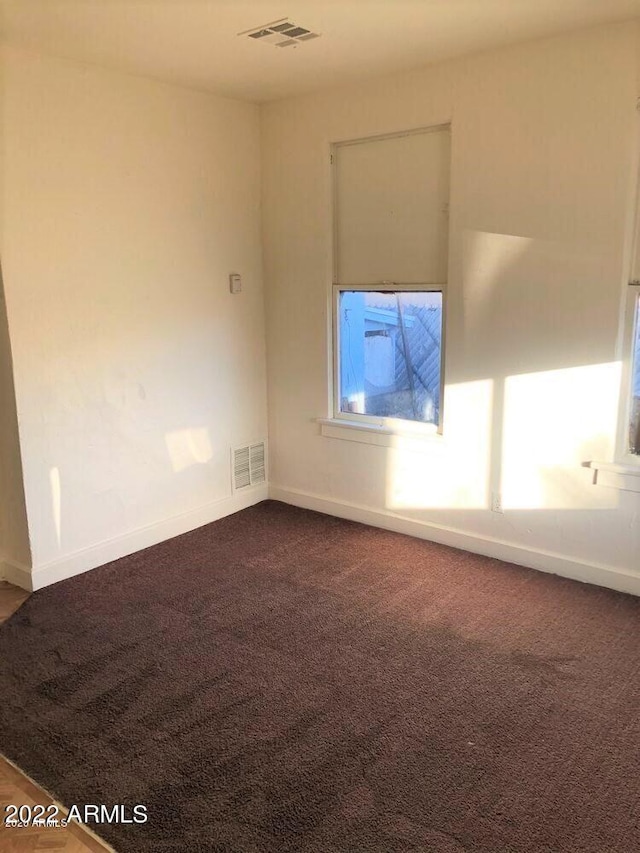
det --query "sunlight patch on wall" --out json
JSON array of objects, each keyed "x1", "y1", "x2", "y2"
[
  {"x1": 385, "y1": 379, "x2": 493, "y2": 510},
  {"x1": 165, "y1": 428, "x2": 213, "y2": 474},
  {"x1": 501, "y1": 362, "x2": 621, "y2": 510}
]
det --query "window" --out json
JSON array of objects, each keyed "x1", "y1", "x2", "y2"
[
  {"x1": 335, "y1": 288, "x2": 443, "y2": 426},
  {"x1": 331, "y1": 125, "x2": 451, "y2": 432},
  {"x1": 589, "y1": 207, "x2": 640, "y2": 488},
  {"x1": 629, "y1": 288, "x2": 640, "y2": 455},
  {"x1": 624, "y1": 169, "x2": 640, "y2": 460}
]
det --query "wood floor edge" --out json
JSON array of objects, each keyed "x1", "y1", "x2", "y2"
[
  {"x1": 0, "y1": 559, "x2": 33, "y2": 592},
  {"x1": 0, "y1": 579, "x2": 31, "y2": 622},
  {"x1": 0, "y1": 752, "x2": 115, "y2": 852}
]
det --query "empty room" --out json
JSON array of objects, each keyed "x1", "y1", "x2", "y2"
[{"x1": 2, "y1": 1, "x2": 640, "y2": 851}]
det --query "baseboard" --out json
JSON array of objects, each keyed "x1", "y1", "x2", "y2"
[
  {"x1": 0, "y1": 558, "x2": 33, "y2": 592},
  {"x1": 269, "y1": 484, "x2": 640, "y2": 597},
  {"x1": 31, "y1": 485, "x2": 269, "y2": 591}
]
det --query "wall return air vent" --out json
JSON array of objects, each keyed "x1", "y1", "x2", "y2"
[
  {"x1": 239, "y1": 19, "x2": 320, "y2": 47},
  {"x1": 232, "y1": 442, "x2": 267, "y2": 491}
]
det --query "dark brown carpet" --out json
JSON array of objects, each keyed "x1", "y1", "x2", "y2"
[{"x1": 1, "y1": 500, "x2": 640, "y2": 853}]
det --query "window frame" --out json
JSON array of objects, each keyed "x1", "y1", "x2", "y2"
[
  {"x1": 604, "y1": 103, "x2": 640, "y2": 472},
  {"x1": 328, "y1": 124, "x2": 451, "y2": 439},
  {"x1": 589, "y1": 283, "x2": 640, "y2": 491},
  {"x1": 331, "y1": 282, "x2": 446, "y2": 435},
  {"x1": 618, "y1": 282, "x2": 640, "y2": 464}
]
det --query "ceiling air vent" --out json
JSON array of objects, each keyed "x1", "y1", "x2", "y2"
[
  {"x1": 239, "y1": 19, "x2": 320, "y2": 47},
  {"x1": 232, "y1": 442, "x2": 267, "y2": 491}
]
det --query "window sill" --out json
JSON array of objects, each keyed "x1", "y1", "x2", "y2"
[
  {"x1": 317, "y1": 417, "x2": 443, "y2": 451},
  {"x1": 586, "y1": 460, "x2": 640, "y2": 493}
]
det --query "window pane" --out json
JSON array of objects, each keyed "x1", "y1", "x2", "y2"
[
  {"x1": 630, "y1": 294, "x2": 640, "y2": 455},
  {"x1": 339, "y1": 291, "x2": 442, "y2": 424}
]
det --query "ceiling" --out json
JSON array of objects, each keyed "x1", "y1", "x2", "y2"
[{"x1": 1, "y1": 0, "x2": 640, "y2": 103}]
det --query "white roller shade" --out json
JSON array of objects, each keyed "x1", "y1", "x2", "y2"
[{"x1": 334, "y1": 127, "x2": 450, "y2": 285}]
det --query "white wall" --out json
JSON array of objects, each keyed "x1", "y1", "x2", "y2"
[
  {"x1": 262, "y1": 22, "x2": 640, "y2": 592},
  {"x1": 0, "y1": 47, "x2": 268, "y2": 587},
  {"x1": 3, "y1": 24, "x2": 640, "y2": 594}
]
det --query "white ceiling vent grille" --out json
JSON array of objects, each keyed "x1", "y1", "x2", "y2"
[
  {"x1": 232, "y1": 442, "x2": 267, "y2": 491},
  {"x1": 239, "y1": 19, "x2": 320, "y2": 47}
]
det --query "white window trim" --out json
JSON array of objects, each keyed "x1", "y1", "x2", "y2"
[
  {"x1": 317, "y1": 417, "x2": 443, "y2": 452},
  {"x1": 325, "y1": 124, "x2": 451, "y2": 446},
  {"x1": 329, "y1": 283, "x2": 446, "y2": 441},
  {"x1": 589, "y1": 268, "x2": 640, "y2": 489},
  {"x1": 617, "y1": 283, "x2": 640, "y2": 462},
  {"x1": 589, "y1": 101, "x2": 640, "y2": 489},
  {"x1": 586, "y1": 460, "x2": 640, "y2": 494}
]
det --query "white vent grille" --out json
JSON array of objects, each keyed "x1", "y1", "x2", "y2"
[
  {"x1": 239, "y1": 19, "x2": 320, "y2": 47},
  {"x1": 233, "y1": 442, "x2": 266, "y2": 491}
]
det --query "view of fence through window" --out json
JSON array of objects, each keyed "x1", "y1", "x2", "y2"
[
  {"x1": 630, "y1": 293, "x2": 640, "y2": 455},
  {"x1": 338, "y1": 290, "x2": 443, "y2": 425}
]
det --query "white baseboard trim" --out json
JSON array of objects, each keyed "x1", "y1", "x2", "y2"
[
  {"x1": 31, "y1": 485, "x2": 269, "y2": 591},
  {"x1": 269, "y1": 484, "x2": 640, "y2": 597},
  {"x1": 0, "y1": 558, "x2": 33, "y2": 592}
]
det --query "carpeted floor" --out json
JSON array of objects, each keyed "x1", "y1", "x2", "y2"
[{"x1": 1, "y1": 500, "x2": 640, "y2": 852}]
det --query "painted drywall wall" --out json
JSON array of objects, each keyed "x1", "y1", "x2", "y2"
[
  {"x1": 0, "y1": 47, "x2": 268, "y2": 583},
  {"x1": 262, "y1": 22, "x2": 640, "y2": 587}
]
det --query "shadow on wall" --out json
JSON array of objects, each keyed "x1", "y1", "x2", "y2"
[
  {"x1": 384, "y1": 229, "x2": 623, "y2": 516},
  {"x1": 0, "y1": 261, "x2": 31, "y2": 568}
]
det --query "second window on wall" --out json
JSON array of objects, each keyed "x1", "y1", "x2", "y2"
[
  {"x1": 332, "y1": 125, "x2": 451, "y2": 429},
  {"x1": 627, "y1": 287, "x2": 640, "y2": 455}
]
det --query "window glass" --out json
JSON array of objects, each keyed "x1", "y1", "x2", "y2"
[{"x1": 338, "y1": 290, "x2": 442, "y2": 425}]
